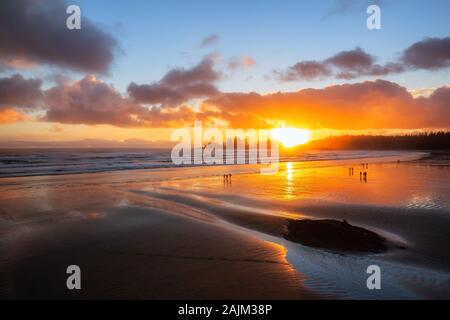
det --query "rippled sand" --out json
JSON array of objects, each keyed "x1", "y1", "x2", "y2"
[{"x1": 1, "y1": 152, "x2": 449, "y2": 299}]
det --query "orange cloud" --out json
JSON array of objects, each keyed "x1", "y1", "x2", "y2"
[
  {"x1": 1, "y1": 74, "x2": 448, "y2": 131},
  {"x1": 205, "y1": 80, "x2": 450, "y2": 130},
  {"x1": 0, "y1": 108, "x2": 24, "y2": 124},
  {"x1": 0, "y1": 57, "x2": 37, "y2": 70}
]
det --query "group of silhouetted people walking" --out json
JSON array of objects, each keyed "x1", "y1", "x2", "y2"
[
  {"x1": 348, "y1": 163, "x2": 369, "y2": 182},
  {"x1": 360, "y1": 171, "x2": 367, "y2": 182},
  {"x1": 360, "y1": 163, "x2": 368, "y2": 182},
  {"x1": 223, "y1": 174, "x2": 232, "y2": 184}
]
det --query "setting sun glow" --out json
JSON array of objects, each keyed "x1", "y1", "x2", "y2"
[{"x1": 271, "y1": 128, "x2": 311, "y2": 147}]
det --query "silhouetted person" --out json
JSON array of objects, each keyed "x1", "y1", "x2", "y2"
[
  {"x1": 360, "y1": 172, "x2": 362, "y2": 180},
  {"x1": 363, "y1": 172, "x2": 367, "y2": 182}
]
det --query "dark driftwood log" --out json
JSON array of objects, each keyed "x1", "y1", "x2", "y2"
[{"x1": 284, "y1": 219, "x2": 387, "y2": 253}]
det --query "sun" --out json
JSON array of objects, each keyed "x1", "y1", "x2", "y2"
[{"x1": 270, "y1": 128, "x2": 311, "y2": 148}]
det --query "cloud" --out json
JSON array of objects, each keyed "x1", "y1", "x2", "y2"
[
  {"x1": 0, "y1": 74, "x2": 43, "y2": 109},
  {"x1": 43, "y1": 75, "x2": 146, "y2": 127},
  {"x1": 278, "y1": 61, "x2": 332, "y2": 81},
  {"x1": 401, "y1": 37, "x2": 450, "y2": 70},
  {"x1": 2, "y1": 73, "x2": 448, "y2": 131},
  {"x1": 199, "y1": 34, "x2": 220, "y2": 47},
  {"x1": 46, "y1": 72, "x2": 73, "y2": 86},
  {"x1": 323, "y1": 0, "x2": 383, "y2": 19},
  {"x1": 127, "y1": 57, "x2": 221, "y2": 107},
  {"x1": 277, "y1": 38, "x2": 450, "y2": 81},
  {"x1": 417, "y1": 86, "x2": 450, "y2": 127},
  {"x1": 228, "y1": 55, "x2": 256, "y2": 71},
  {"x1": 410, "y1": 86, "x2": 450, "y2": 98},
  {"x1": 276, "y1": 47, "x2": 398, "y2": 81},
  {"x1": 0, "y1": 57, "x2": 37, "y2": 71},
  {"x1": 0, "y1": 108, "x2": 25, "y2": 124},
  {"x1": 0, "y1": 59, "x2": 222, "y2": 126},
  {"x1": 326, "y1": 47, "x2": 374, "y2": 72},
  {"x1": 42, "y1": 75, "x2": 207, "y2": 128},
  {"x1": 0, "y1": 0, "x2": 118, "y2": 73},
  {"x1": 49, "y1": 124, "x2": 64, "y2": 133},
  {"x1": 11, "y1": 70, "x2": 447, "y2": 131},
  {"x1": 205, "y1": 80, "x2": 450, "y2": 130}
]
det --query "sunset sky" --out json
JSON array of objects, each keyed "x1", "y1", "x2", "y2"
[{"x1": 0, "y1": 0, "x2": 449, "y2": 146}]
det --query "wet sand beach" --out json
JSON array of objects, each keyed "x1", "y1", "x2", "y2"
[{"x1": 1, "y1": 151, "x2": 449, "y2": 299}]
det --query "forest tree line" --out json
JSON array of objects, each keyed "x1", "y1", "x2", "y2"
[{"x1": 301, "y1": 132, "x2": 450, "y2": 150}]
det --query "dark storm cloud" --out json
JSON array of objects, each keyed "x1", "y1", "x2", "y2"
[{"x1": 0, "y1": 0, "x2": 118, "y2": 73}]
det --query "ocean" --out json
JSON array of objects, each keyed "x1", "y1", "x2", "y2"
[{"x1": 0, "y1": 148, "x2": 425, "y2": 178}]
